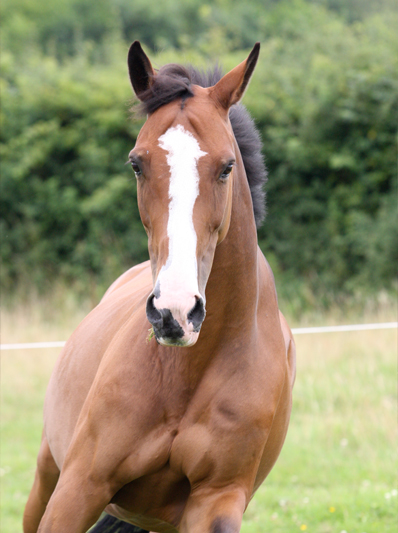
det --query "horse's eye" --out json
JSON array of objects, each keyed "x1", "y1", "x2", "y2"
[
  {"x1": 220, "y1": 162, "x2": 234, "y2": 181},
  {"x1": 130, "y1": 160, "x2": 142, "y2": 177}
]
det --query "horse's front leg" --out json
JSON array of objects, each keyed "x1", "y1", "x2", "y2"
[
  {"x1": 23, "y1": 435, "x2": 60, "y2": 533},
  {"x1": 179, "y1": 486, "x2": 246, "y2": 533},
  {"x1": 36, "y1": 460, "x2": 118, "y2": 533},
  {"x1": 35, "y1": 425, "x2": 129, "y2": 533}
]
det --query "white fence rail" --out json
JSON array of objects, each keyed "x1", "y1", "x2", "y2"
[
  {"x1": 291, "y1": 322, "x2": 397, "y2": 334},
  {"x1": 1, "y1": 322, "x2": 396, "y2": 350}
]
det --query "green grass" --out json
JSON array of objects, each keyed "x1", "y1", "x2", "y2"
[{"x1": 1, "y1": 297, "x2": 397, "y2": 532}]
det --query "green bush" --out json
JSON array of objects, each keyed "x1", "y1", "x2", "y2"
[
  {"x1": 252, "y1": 9, "x2": 398, "y2": 294},
  {"x1": 1, "y1": 0, "x2": 397, "y2": 303},
  {"x1": 1, "y1": 52, "x2": 147, "y2": 291}
]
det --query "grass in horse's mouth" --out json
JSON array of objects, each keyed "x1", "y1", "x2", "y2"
[{"x1": 146, "y1": 327, "x2": 155, "y2": 343}]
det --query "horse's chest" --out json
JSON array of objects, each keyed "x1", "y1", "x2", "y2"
[{"x1": 167, "y1": 394, "x2": 269, "y2": 487}]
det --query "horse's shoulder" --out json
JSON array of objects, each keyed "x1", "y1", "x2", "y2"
[
  {"x1": 256, "y1": 247, "x2": 277, "y2": 289},
  {"x1": 256, "y1": 247, "x2": 296, "y2": 385},
  {"x1": 279, "y1": 310, "x2": 296, "y2": 388}
]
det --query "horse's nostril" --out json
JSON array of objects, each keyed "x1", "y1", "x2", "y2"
[
  {"x1": 146, "y1": 294, "x2": 185, "y2": 341},
  {"x1": 146, "y1": 293, "x2": 205, "y2": 340},
  {"x1": 187, "y1": 297, "x2": 206, "y2": 332},
  {"x1": 146, "y1": 294, "x2": 163, "y2": 327}
]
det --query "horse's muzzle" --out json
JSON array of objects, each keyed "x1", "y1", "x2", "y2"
[{"x1": 146, "y1": 293, "x2": 205, "y2": 347}]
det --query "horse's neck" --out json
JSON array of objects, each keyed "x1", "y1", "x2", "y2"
[
  {"x1": 156, "y1": 163, "x2": 261, "y2": 389},
  {"x1": 205, "y1": 160, "x2": 259, "y2": 331}
]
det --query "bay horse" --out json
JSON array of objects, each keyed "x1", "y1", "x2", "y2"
[{"x1": 23, "y1": 41, "x2": 296, "y2": 533}]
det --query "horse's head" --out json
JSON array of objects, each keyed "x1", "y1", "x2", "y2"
[{"x1": 127, "y1": 42, "x2": 260, "y2": 347}]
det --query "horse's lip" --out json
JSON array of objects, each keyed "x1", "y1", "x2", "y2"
[{"x1": 156, "y1": 335, "x2": 198, "y2": 348}]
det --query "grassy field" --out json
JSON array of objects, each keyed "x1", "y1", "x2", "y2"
[{"x1": 1, "y1": 296, "x2": 397, "y2": 532}]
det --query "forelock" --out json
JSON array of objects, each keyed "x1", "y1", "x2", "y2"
[{"x1": 137, "y1": 64, "x2": 194, "y2": 115}]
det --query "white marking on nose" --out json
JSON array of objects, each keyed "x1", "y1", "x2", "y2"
[{"x1": 157, "y1": 125, "x2": 207, "y2": 308}]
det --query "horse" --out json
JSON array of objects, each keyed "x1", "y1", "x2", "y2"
[{"x1": 23, "y1": 41, "x2": 296, "y2": 533}]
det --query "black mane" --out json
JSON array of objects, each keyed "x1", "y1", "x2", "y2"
[{"x1": 138, "y1": 64, "x2": 267, "y2": 227}]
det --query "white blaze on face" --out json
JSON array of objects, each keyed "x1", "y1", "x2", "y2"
[{"x1": 156, "y1": 124, "x2": 207, "y2": 321}]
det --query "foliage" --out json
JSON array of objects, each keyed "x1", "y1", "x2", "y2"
[
  {"x1": 253, "y1": 8, "x2": 398, "y2": 294},
  {"x1": 3, "y1": 0, "x2": 397, "y2": 58},
  {"x1": 1, "y1": 0, "x2": 397, "y2": 301},
  {"x1": 1, "y1": 51, "x2": 147, "y2": 291}
]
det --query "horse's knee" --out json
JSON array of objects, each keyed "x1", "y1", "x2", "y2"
[
  {"x1": 210, "y1": 516, "x2": 239, "y2": 533},
  {"x1": 180, "y1": 488, "x2": 245, "y2": 533},
  {"x1": 182, "y1": 512, "x2": 241, "y2": 533}
]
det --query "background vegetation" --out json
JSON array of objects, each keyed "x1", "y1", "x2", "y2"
[{"x1": 1, "y1": 0, "x2": 397, "y2": 307}]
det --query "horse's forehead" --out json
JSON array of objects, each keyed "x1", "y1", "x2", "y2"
[
  {"x1": 138, "y1": 93, "x2": 231, "y2": 155},
  {"x1": 158, "y1": 124, "x2": 207, "y2": 163}
]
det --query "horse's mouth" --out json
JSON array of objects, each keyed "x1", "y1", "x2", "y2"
[{"x1": 156, "y1": 331, "x2": 199, "y2": 348}]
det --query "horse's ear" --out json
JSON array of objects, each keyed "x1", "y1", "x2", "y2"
[
  {"x1": 210, "y1": 43, "x2": 260, "y2": 110},
  {"x1": 128, "y1": 41, "x2": 155, "y2": 100}
]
